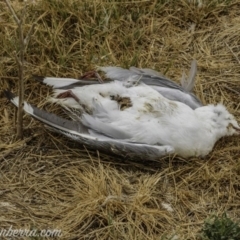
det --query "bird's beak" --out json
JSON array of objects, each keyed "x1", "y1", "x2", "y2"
[{"x1": 233, "y1": 125, "x2": 240, "y2": 134}]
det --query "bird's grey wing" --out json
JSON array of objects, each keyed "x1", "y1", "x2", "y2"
[
  {"x1": 98, "y1": 66, "x2": 137, "y2": 81},
  {"x1": 5, "y1": 91, "x2": 174, "y2": 160},
  {"x1": 99, "y1": 65, "x2": 192, "y2": 92},
  {"x1": 4, "y1": 90, "x2": 88, "y2": 134},
  {"x1": 129, "y1": 66, "x2": 166, "y2": 78},
  {"x1": 34, "y1": 62, "x2": 202, "y2": 110},
  {"x1": 131, "y1": 61, "x2": 202, "y2": 109},
  {"x1": 97, "y1": 66, "x2": 203, "y2": 109},
  {"x1": 5, "y1": 91, "x2": 129, "y2": 140},
  {"x1": 130, "y1": 59, "x2": 198, "y2": 92},
  {"x1": 99, "y1": 66, "x2": 181, "y2": 89},
  {"x1": 140, "y1": 75, "x2": 186, "y2": 90},
  {"x1": 46, "y1": 124, "x2": 174, "y2": 160},
  {"x1": 81, "y1": 114, "x2": 131, "y2": 140},
  {"x1": 35, "y1": 60, "x2": 197, "y2": 92}
]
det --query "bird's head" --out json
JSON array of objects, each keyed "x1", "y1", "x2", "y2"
[
  {"x1": 197, "y1": 104, "x2": 240, "y2": 137},
  {"x1": 210, "y1": 104, "x2": 239, "y2": 136}
]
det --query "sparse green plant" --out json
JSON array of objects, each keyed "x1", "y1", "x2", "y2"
[{"x1": 200, "y1": 213, "x2": 240, "y2": 240}]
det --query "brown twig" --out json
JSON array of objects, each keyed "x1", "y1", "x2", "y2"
[
  {"x1": 223, "y1": 85, "x2": 240, "y2": 96},
  {"x1": 0, "y1": 135, "x2": 35, "y2": 161},
  {"x1": 4, "y1": 0, "x2": 20, "y2": 25},
  {"x1": 24, "y1": 22, "x2": 37, "y2": 49},
  {"x1": 225, "y1": 42, "x2": 240, "y2": 65},
  {"x1": 4, "y1": 0, "x2": 36, "y2": 140}
]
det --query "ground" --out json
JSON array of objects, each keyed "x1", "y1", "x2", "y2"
[{"x1": 0, "y1": 0, "x2": 240, "y2": 239}]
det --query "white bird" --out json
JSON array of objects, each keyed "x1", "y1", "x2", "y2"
[{"x1": 5, "y1": 65, "x2": 239, "y2": 160}]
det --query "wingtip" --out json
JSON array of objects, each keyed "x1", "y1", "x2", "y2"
[
  {"x1": 32, "y1": 75, "x2": 45, "y2": 83},
  {"x1": 3, "y1": 90, "x2": 15, "y2": 101}
]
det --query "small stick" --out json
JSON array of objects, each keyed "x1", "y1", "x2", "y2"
[
  {"x1": 225, "y1": 42, "x2": 240, "y2": 65},
  {"x1": 223, "y1": 85, "x2": 240, "y2": 96},
  {"x1": 4, "y1": 0, "x2": 20, "y2": 25},
  {"x1": 4, "y1": 0, "x2": 36, "y2": 140}
]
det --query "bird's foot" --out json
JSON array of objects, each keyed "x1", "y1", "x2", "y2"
[
  {"x1": 56, "y1": 90, "x2": 80, "y2": 103},
  {"x1": 79, "y1": 70, "x2": 103, "y2": 83}
]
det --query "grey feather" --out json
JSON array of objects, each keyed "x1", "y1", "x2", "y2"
[
  {"x1": 4, "y1": 90, "x2": 88, "y2": 135},
  {"x1": 5, "y1": 90, "x2": 173, "y2": 160},
  {"x1": 129, "y1": 66, "x2": 166, "y2": 78},
  {"x1": 181, "y1": 59, "x2": 197, "y2": 92},
  {"x1": 46, "y1": 124, "x2": 174, "y2": 160},
  {"x1": 81, "y1": 114, "x2": 131, "y2": 140}
]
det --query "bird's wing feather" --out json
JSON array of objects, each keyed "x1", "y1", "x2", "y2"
[
  {"x1": 4, "y1": 90, "x2": 174, "y2": 160},
  {"x1": 180, "y1": 59, "x2": 197, "y2": 92},
  {"x1": 129, "y1": 66, "x2": 165, "y2": 78},
  {"x1": 81, "y1": 114, "x2": 131, "y2": 140},
  {"x1": 33, "y1": 75, "x2": 100, "y2": 89},
  {"x1": 99, "y1": 61, "x2": 197, "y2": 92},
  {"x1": 4, "y1": 90, "x2": 88, "y2": 134},
  {"x1": 99, "y1": 66, "x2": 185, "y2": 90},
  {"x1": 46, "y1": 123, "x2": 174, "y2": 160}
]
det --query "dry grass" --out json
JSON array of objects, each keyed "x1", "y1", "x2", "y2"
[{"x1": 0, "y1": 0, "x2": 240, "y2": 239}]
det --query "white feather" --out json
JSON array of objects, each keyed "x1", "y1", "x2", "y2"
[{"x1": 43, "y1": 77, "x2": 80, "y2": 88}]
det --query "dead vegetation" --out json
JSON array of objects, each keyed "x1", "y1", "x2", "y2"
[{"x1": 0, "y1": 0, "x2": 240, "y2": 239}]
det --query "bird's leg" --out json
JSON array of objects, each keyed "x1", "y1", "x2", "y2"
[
  {"x1": 79, "y1": 70, "x2": 104, "y2": 83},
  {"x1": 57, "y1": 90, "x2": 81, "y2": 104}
]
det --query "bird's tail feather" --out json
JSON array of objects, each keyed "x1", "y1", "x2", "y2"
[{"x1": 181, "y1": 59, "x2": 197, "y2": 92}]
